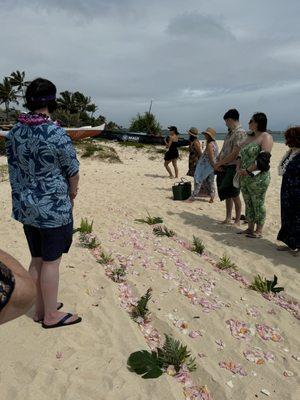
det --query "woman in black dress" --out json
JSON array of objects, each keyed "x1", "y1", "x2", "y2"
[
  {"x1": 277, "y1": 127, "x2": 300, "y2": 254},
  {"x1": 164, "y1": 126, "x2": 179, "y2": 178}
]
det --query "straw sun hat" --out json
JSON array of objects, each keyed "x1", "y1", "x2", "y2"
[
  {"x1": 188, "y1": 127, "x2": 199, "y2": 136},
  {"x1": 202, "y1": 127, "x2": 216, "y2": 140}
]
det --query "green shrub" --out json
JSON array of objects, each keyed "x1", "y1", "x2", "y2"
[
  {"x1": 216, "y1": 254, "x2": 237, "y2": 270},
  {"x1": 192, "y1": 236, "x2": 205, "y2": 254},
  {"x1": 153, "y1": 226, "x2": 175, "y2": 237}
]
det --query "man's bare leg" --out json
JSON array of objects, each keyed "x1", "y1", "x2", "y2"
[
  {"x1": 29, "y1": 257, "x2": 44, "y2": 320},
  {"x1": 220, "y1": 198, "x2": 233, "y2": 223},
  {"x1": 233, "y1": 195, "x2": 242, "y2": 225},
  {"x1": 41, "y1": 257, "x2": 78, "y2": 326}
]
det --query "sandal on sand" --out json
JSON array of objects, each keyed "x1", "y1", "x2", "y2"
[
  {"x1": 42, "y1": 313, "x2": 82, "y2": 329},
  {"x1": 246, "y1": 233, "x2": 263, "y2": 238},
  {"x1": 236, "y1": 229, "x2": 252, "y2": 235},
  {"x1": 276, "y1": 245, "x2": 290, "y2": 251},
  {"x1": 34, "y1": 302, "x2": 64, "y2": 323}
]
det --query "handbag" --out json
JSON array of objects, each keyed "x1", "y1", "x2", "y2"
[{"x1": 172, "y1": 179, "x2": 192, "y2": 200}]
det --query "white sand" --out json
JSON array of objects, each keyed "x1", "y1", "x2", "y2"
[{"x1": 0, "y1": 142, "x2": 299, "y2": 400}]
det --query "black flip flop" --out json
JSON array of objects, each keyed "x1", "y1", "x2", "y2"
[
  {"x1": 42, "y1": 313, "x2": 82, "y2": 329},
  {"x1": 34, "y1": 302, "x2": 64, "y2": 323}
]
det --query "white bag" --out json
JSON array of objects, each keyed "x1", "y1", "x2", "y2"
[{"x1": 233, "y1": 172, "x2": 240, "y2": 188}]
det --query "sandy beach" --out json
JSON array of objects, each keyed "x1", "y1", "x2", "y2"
[{"x1": 0, "y1": 141, "x2": 299, "y2": 400}]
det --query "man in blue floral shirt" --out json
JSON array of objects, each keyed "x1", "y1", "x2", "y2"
[{"x1": 6, "y1": 78, "x2": 82, "y2": 329}]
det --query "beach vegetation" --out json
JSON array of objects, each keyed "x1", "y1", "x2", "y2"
[
  {"x1": 135, "y1": 212, "x2": 163, "y2": 225},
  {"x1": 129, "y1": 111, "x2": 161, "y2": 135},
  {"x1": 0, "y1": 77, "x2": 19, "y2": 120},
  {"x1": 153, "y1": 226, "x2": 175, "y2": 237},
  {"x1": 249, "y1": 274, "x2": 284, "y2": 293},
  {"x1": 159, "y1": 334, "x2": 197, "y2": 373},
  {"x1": 73, "y1": 217, "x2": 94, "y2": 234},
  {"x1": 110, "y1": 265, "x2": 127, "y2": 283},
  {"x1": 81, "y1": 141, "x2": 122, "y2": 163},
  {"x1": 127, "y1": 350, "x2": 163, "y2": 379},
  {"x1": 192, "y1": 236, "x2": 205, "y2": 254},
  {"x1": 82, "y1": 142, "x2": 97, "y2": 158},
  {"x1": 119, "y1": 141, "x2": 145, "y2": 149},
  {"x1": 127, "y1": 334, "x2": 196, "y2": 379},
  {"x1": 131, "y1": 288, "x2": 152, "y2": 321},
  {"x1": 97, "y1": 251, "x2": 114, "y2": 265},
  {"x1": 216, "y1": 254, "x2": 237, "y2": 270},
  {"x1": 79, "y1": 233, "x2": 100, "y2": 249}
]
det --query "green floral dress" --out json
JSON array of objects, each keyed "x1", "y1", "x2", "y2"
[{"x1": 240, "y1": 142, "x2": 270, "y2": 225}]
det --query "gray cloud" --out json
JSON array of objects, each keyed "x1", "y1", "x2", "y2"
[{"x1": 1, "y1": 0, "x2": 300, "y2": 130}]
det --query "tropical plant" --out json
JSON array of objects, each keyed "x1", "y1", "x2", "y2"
[
  {"x1": 129, "y1": 111, "x2": 161, "y2": 135},
  {"x1": 249, "y1": 274, "x2": 284, "y2": 294},
  {"x1": 73, "y1": 217, "x2": 94, "y2": 234},
  {"x1": 127, "y1": 335, "x2": 197, "y2": 379},
  {"x1": 110, "y1": 265, "x2": 127, "y2": 283},
  {"x1": 153, "y1": 226, "x2": 175, "y2": 237},
  {"x1": 158, "y1": 335, "x2": 197, "y2": 373},
  {"x1": 127, "y1": 350, "x2": 163, "y2": 379},
  {"x1": 131, "y1": 288, "x2": 152, "y2": 321},
  {"x1": 79, "y1": 233, "x2": 99, "y2": 249},
  {"x1": 9, "y1": 70, "x2": 29, "y2": 97},
  {"x1": 192, "y1": 236, "x2": 205, "y2": 254},
  {"x1": 97, "y1": 251, "x2": 114, "y2": 265},
  {"x1": 135, "y1": 212, "x2": 163, "y2": 225},
  {"x1": 0, "y1": 77, "x2": 18, "y2": 120},
  {"x1": 216, "y1": 254, "x2": 237, "y2": 270}
]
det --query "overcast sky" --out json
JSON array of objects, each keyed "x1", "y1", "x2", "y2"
[{"x1": 1, "y1": 0, "x2": 300, "y2": 131}]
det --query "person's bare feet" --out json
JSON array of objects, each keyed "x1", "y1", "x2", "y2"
[
  {"x1": 33, "y1": 302, "x2": 63, "y2": 322},
  {"x1": 236, "y1": 228, "x2": 253, "y2": 235},
  {"x1": 43, "y1": 311, "x2": 80, "y2": 326},
  {"x1": 233, "y1": 220, "x2": 240, "y2": 227},
  {"x1": 219, "y1": 219, "x2": 231, "y2": 225},
  {"x1": 185, "y1": 197, "x2": 195, "y2": 203}
]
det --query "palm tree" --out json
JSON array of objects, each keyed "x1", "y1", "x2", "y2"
[
  {"x1": 73, "y1": 91, "x2": 92, "y2": 113},
  {"x1": 86, "y1": 103, "x2": 97, "y2": 118},
  {"x1": 9, "y1": 70, "x2": 29, "y2": 98},
  {"x1": 57, "y1": 91, "x2": 77, "y2": 114},
  {"x1": 0, "y1": 77, "x2": 18, "y2": 120}
]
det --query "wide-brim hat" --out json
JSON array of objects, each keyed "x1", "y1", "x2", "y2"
[
  {"x1": 188, "y1": 127, "x2": 199, "y2": 136},
  {"x1": 202, "y1": 127, "x2": 216, "y2": 140}
]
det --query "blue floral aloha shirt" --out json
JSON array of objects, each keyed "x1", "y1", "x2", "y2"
[{"x1": 6, "y1": 122, "x2": 79, "y2": 228}]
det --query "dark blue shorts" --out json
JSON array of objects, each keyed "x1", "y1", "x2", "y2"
[{"x1": 23, "y1": 222, "x2": 73, "y2": 262}]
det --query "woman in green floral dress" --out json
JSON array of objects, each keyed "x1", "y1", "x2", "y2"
[{"x1": 237, "y1": 113, "x2": 273, "y2": 238}]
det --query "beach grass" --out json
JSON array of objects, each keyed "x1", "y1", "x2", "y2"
[
  {"x1": 192, "y1": 236, "x2": 205, "y2": 254},
  {"x1": 78, "y1": 141, "x2": 122, "y2": 163}
]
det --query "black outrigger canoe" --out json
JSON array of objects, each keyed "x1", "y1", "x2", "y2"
[{"x1": 96, "y1": 130, "x2": 189, "y2": 146}]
